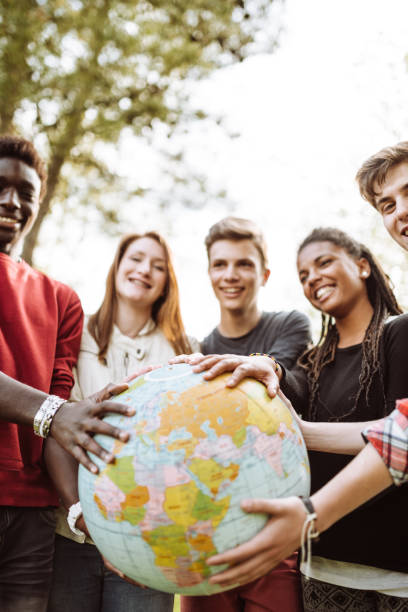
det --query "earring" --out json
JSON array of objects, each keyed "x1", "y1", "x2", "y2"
[{"x1": 362, "y1": 271, "x2": 368, "y2": 278}]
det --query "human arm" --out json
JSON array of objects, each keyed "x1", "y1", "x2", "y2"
[
  {"x1": 171, "y1": 353, "x2": 282, "y2": 398},
  {"x1": 207, "y1": 443, "x2": 393, "y2": 587},
  {"x1": 363, "y1": 398, "x2": 408, "y2": 485},
  {"x1": 0, "y1": 370, "x2": 138, "y2": 472}
]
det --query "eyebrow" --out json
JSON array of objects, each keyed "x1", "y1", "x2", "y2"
[
  {"x1": 376, "y1": 182, "x2": 408, "y2": 206},
  {"x1": 0, "y1": 177, "x2": 36, "y2": 191},
  {"x1": 131, "y1": 249, "x2": 166, "y2": 263},
  {"x1": 298, "y1": 253, "x2": 333, "y2": 274}
]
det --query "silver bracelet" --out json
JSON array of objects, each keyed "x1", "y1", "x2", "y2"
[{"x1": 33, "y1": 395, "x2": 66, "y2": 438}]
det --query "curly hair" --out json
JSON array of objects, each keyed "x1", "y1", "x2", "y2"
[
  {"x1": 297, "y1": 227, "x2": 402, "y2": 421},
  {"x1": 0, "y1": 135, "x2": 47, "y2": 201}
]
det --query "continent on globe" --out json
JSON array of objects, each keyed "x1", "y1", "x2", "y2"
[{"x1": 78, "y1": 363, "x2": 310, "y2": 595}]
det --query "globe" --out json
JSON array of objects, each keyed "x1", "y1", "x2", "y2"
[{"x1": 78, "y1": 363, "x2": 310, "y2": 595}]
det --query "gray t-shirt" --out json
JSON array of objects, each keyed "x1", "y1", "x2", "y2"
[{"x1": 201, "y1": 310, "x2": 311, "y2": 370}]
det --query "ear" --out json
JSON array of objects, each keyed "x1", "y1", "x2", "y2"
[
  {"x1": 357, "y1": 257, "x2": 371, "y2": 279},
  {"x1": 262, "y1": 268, "x2": 271, "y2": 286}
]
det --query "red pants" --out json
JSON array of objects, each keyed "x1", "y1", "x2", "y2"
[{"x1": 181, "y1": 553, "x2": 303, "y2": 612}]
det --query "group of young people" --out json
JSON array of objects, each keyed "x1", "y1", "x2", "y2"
[{"x1": 0, "y1": 133, "x2": 407, "y2": 612}]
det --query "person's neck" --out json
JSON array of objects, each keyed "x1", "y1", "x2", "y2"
[
  {"x1": 336, "y1": 301, "x2": 374, "y2": 348},
  {"x1": 218, "y1": 307, "x2": 262, "y2": 338},
  {"x1": 115, "y1": 301, "x2": 152, "y2": 339},
  {"x1": 0, "y1": 245, "x2": 19, "y2": 260}
]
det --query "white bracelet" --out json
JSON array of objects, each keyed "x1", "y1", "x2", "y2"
[
  {"x1": 299, "y1": 496, "x2": 320, "y2": 579},
  {"x1": 67, "y1": 501, "x2": 85, "y2": 538},
  {"x1": 33, "y1": 395, "x2": 66, "y2": 438}
]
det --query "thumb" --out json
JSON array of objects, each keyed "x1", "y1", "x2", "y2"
[{"x1": 266, "y1": 379, "x2": 278, "y2": 398}]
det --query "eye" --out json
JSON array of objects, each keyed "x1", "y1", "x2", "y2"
[
  {"x1": 20, "y1": 191, "x2": 34, "y2": 202},
  {"x1": 380, "y1": 201, "x2": 395, "y2": 215},
  {"x1": 319, "y1": 258, "x2": 332, "y2": 267},
  {"x1": 154, "y1": 264, "x2": 165, "y2": 272},
  {"x1": 211, "y1": 261, "x2": 224, "y2": 268}
]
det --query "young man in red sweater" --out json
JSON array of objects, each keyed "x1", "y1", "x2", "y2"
[{"x1": 0, "y1": 135, "x2": 133, "y2": 612}]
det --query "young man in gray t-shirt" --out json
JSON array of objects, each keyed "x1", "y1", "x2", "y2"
[{"x1": 181, "y1": 216, "x2": 311, "y2": 612}]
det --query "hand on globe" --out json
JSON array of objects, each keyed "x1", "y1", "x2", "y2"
[
  {"x1": 207, "y1": 497, "x2": 307, "y2": 587},
  {"x1": 124, "y1": 364, "x2": 160, "y2": 383},
  {"x1": 103, "y1": 557, "x2": 147, "y2": 588},
  {"x1": 169, "y1": 352, "x2": 204, "y2": 365},
  {"x1": 183, "y1": 354, "x2": 282, "y2": 398}
]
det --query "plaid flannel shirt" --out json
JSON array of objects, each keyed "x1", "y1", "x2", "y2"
[{"x1": 363, "y1": 398, "x2": 408, "y2": 486}]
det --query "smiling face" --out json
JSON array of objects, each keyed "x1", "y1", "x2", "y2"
[
  {"x1": 374, "y1": 161, "x2": 408, "y2": 252},
  {"x1": 0, "y1": 157, "x2": 41, "y2": 255},
  {"x1": 208, "y1": 239, "x2": 270, "y2": 315},
  {"x1": 115, "y1": 236, "x2": 168, "y2": 312},
  {"x1": 297, "y1": 241, "x2": 371, "y2": 319}
]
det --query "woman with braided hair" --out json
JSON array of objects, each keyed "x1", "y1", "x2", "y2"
[
  {"x1": 174, "y1": 227, "x2": 408, "y2": 611},
  {"x1": 279, "y1": 228, "x2": 408, "y2": 610}
]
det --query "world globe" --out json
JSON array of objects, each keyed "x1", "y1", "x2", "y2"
[{"x1": 78, "y1": 363, "x2": 310, "y2": 595}]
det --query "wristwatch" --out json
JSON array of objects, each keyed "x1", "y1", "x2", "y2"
[{"x1": 67, "y1": 501, "x2": 85, "y2": 537}]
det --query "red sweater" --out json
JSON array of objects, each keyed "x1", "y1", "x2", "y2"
[{"x1": 0, "y1": 253, "x2": 83, "y2": 506}]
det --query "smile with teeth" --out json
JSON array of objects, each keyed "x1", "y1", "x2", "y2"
[
  {"x1": 129, "y1": 278, "x2": 151, "y2": 289},
  {"x1": 0, "y1": 216, "x2": 20, "y2": 226},
  {"x1": 221, "y1": 287, "x2": 243, "y2": 295},
  {"x1": 315, "y1": 286, "x2": 335, "y2": 301}
]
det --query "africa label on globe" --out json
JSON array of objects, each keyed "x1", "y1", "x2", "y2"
[{"x1": 78, "y1": 363, "x2": 310, "y2": 595}]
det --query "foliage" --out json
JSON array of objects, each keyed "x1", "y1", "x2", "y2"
[{"x1": 0, "y1": 0, "x2": 283, "y2": 263}]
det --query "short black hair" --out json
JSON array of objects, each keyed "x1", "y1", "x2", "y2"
[{"x1": 0, "y1": 135, "x2": 47, "y2": 200}]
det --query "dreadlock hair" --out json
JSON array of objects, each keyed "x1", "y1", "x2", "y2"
[{"x1": 297, "y1": 227, "x2": 402, "y2": 421}]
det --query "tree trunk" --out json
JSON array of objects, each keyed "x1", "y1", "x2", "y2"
[{"x1": 21, "y1": 154, "x2": 64, "y2": 265}]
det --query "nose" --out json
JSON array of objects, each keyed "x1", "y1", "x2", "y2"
[
  {"x1": 137, "y1": 259, "x2": 152, "y2": 276},
  {"x1": 0, "y1": 187, "x2": 21, "y2": 210},
  {"x1": 395, "y1": 196, "x2": 408, "y2": 221},
  {"x1": 305, "y1": 267, "x2": 321, "y2": 291},
  {"x1": 223, "y1": 263, "x2": 239, "y2": 280}
]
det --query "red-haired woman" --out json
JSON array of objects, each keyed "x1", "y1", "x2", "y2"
[{"x1": 48, "y1": 232, "x2": 198, "y2": 612}]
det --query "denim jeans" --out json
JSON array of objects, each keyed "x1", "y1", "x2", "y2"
[
  {"x1": 47, "y1": 534, "x2": 174, "y2": 612},
  {"x1": 0, "y1": 506, "x2": 56, "y2": 612}
]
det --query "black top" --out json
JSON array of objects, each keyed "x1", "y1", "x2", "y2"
[
  {"x1": 201, "y1": 310, "x2": 311, "y2": 369},
  {"x1": 281, "y1": 314, "x2": 408, "y2": 573}
]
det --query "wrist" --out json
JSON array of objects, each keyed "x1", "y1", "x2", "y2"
[
  {"x1": 249, "y1": 353, "x2": 282, "y2": 380},
  {"x1": 67, "y1": 501, "x2": 85, "y2": 537},
  {"x1": 33, "y1": 395, "x2": 66, "y2": 438}
]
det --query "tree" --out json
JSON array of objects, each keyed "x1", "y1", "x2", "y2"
[{"x1": 0, "y1": 0, "x2": 283, "y2": 264}]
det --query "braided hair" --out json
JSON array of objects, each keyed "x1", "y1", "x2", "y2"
[{"x1": 297, "y1": 227, "x2": 402, "y2": 421}]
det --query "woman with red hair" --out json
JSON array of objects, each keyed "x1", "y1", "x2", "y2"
[{"x1": 48, "y1": 231, "x2": 198, "y2": 612}]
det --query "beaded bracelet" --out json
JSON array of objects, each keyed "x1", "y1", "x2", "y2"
[
  {"x1": 33, "y1": 395, "x2": 66, "y2": 438},
  {"x1": 249, "y1": 353, "x2": 280, "y2": 374}
]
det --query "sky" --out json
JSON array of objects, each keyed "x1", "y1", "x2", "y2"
[{"x1": 37, "y1": 0, "x2": 408, "y2": 342}]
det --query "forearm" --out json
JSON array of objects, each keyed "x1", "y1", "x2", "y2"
[
  {"x1": 0, "y1": 372, "x2": 48, "y2": 425},
  {"x1": 44, "y1": 438, "x2": 80, "y2": 508},
  {"x1": 301, "y1": 418, "x2": 383, "y2": 455},
  {"x1": 311, "y1": 443, "x2": 393, "y2": 534}
]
